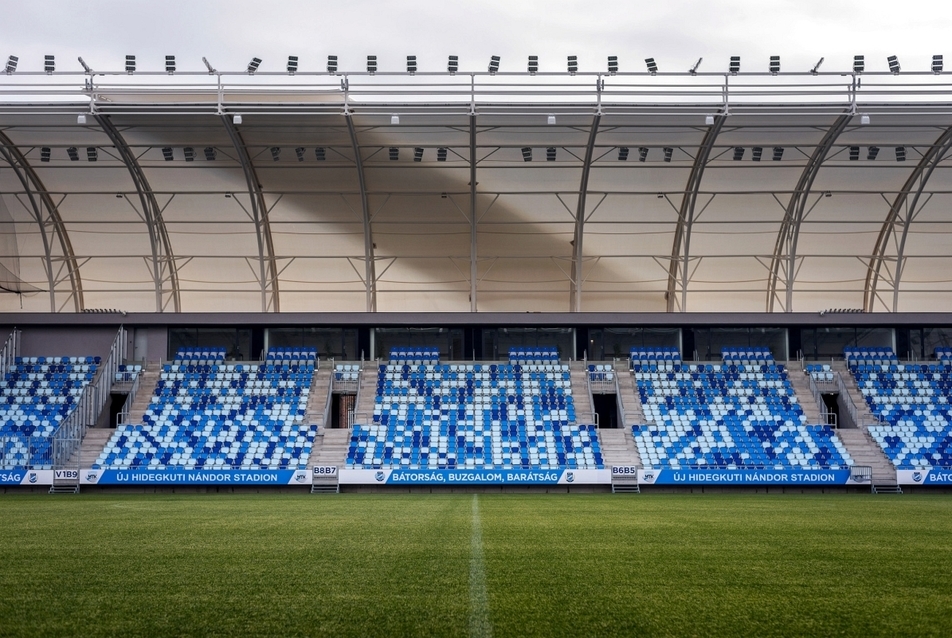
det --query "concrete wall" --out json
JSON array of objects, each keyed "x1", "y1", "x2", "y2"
[{"x1": 0, "y1": 326, "x2": 119, "y2": 359}]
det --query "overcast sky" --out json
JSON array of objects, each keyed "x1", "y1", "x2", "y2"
[{"x1": 3, "y1": 0, "x2": 952, "y2": 76}]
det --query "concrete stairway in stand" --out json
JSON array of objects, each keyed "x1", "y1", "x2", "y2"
[
  {"x1": 305, "y1": 366, "x2": 332, "y2": 428},
  {"x1": 598, "y1": 428, "x2": 641, "y2": 468},
  {"x1": 615, "y1": 362, "x2": 646, "y2": 426},
  {"x1": 353, "y1": 362, "x2": 377, "y2": 424},
  {"x1": 784, "y1": 361, "x2": 825, "y2": 424},
  {"x1": 307, "y1": 428, "x2": 351, "y2": 468},
  {"x1": 568, "y1": 362, "x2": 595, "y2": 424},
  {"x1": 836, "y1": 427, "x2": 899, "y2": 490},
  {"x1": 831, "y1": 360, "x2": 881, "y2": 426},
  {"x1": 124, "y1": 362, "x2": 163, "y2": 425},
  {"x1": 66, "y1": 427, "x2": 114, "y2": 468}
]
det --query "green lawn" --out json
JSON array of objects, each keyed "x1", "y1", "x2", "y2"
[{"x1": 0, "y1": 493, "x2": 950, "y2": 637}]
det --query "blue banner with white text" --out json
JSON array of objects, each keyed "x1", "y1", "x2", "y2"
[
  {"x1": 897, "y1": 469, "x2": 952, "y2": 485},
  {"x1": 339, "y1": 468, "x2": 610, "y2": 485},
  {"x1": 637, "y1": 468, "x2": 854, "y2": 485},
  {"x1": 81, "y1": 468, "x2": 312, "y2": 486}
]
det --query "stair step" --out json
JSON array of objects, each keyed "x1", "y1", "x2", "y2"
[
  {"x1": 48, "y1": 485, "x2": 80, "y2": 494},
  {"x1": 612, "y1": 484, "x2": 641, "y2": 493},
  {"x1": 872, "y1": 484, "x2": 903, "y2": 494}
]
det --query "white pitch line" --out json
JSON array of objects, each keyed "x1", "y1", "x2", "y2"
[{"x1": 470, "y1": 494, "x2": 492, "y2": 638}]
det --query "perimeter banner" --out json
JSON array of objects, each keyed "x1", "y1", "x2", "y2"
[
  {"x1": 896, "y1": 469, "x2": 952, "y2": 485},
  {"x1": 637, "y1": 468, "x2": 854, "y2": 485},
  {"x1": 0, "y1": 469, "x2": 53, "y2": 486},
  {"x1": 339, "y1": 468, "x2": 611, "y2": 485},
  {"x1": 81, "y1": 468, "x2": 312, "y2": 486}
]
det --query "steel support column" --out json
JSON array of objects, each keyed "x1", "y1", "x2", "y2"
[
  {"x1": 95, "y1": 115, "x2": 181, "y2": 312},
  {"x1": 767, "y1": 113, "x2": 851, "y2": 312},
  {"x1": 345, "y1": 115, "x2": 377, "y2": 312},
  {"x1": 666, "y1": 114, "x2": 726, "y2": 312},
  {"x1": 569, "y1": 114, "x2": 601, "y2": 313},
  {"x1": 864, "y1": 126, "x2": 952, "y2": 312},
  {"x1": 0, "y1": 131, "x2": 83, "y2": 312},
  {"x1": 220, "y1": 116, "x2": 280, "y2": 312},
  {"x1": 469, "y1": 114, "x2": 478, "y2": 312}
]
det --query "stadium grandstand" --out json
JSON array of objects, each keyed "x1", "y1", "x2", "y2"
[{"x1": 3, "y1": 56, "x2": 952, "y2": 494}]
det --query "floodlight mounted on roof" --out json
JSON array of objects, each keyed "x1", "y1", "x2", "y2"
[
  {"x1": 295, "y1": 147, "x2": 306, "y2": 161},
  {"x1": 867, "y1": 146, "x2": 880, "y2": 160},
  {"x1": 638, "y1": 147, "x2": 649, "y2": 162},
  {"x1": 165, "y1": 55, "x2": 176, "y2": 74},
  {"x1": 407, "y1": 55, "x2": 417, "y2": 74},
  {"x1": 489, "y1": 55, "x2": 500, "y2": 74},
  {"x1": 327, "y1": 55, "x2": 338, "y2": 73},
  {"x1": 663, "y1": 147, "x2": 673, "y2": 162},
  {"x1": 528, "y1": 55, "x2": 538, "y2": 74},
  {"x1": 270, "y1": 147, "x2": 281, "y2": 161},
  {"x1": 772, "y1": 147, "x2": 784, "y2": 161},
  {"x1": 733, "y1": 147, "x2": 745, "y2": 161},
  {"x1": 546, "y1": 147, "x2": 556, "y2": 161},
  {"x1": 895, "y1": 146, "x2": 906, "y2": 161},
  {"x1": 618, "y1": 147, "x2": 629, "y2": 160},
  {"x1": 853, "y1": 55, "x2": 864, "y2": 73},
  {"x1": 849, "y1": 146, "x2": 859, "y2": 161},
  {"x1": 438, "y1": 147, "x2": 448, "y2": 162},
  {"x1": 4, "y1": 56, "x2": 17, "y2": 74},
  {"x1": 389, "y1": 147, "x2": 399, "y2": 161},
  {"x1": 932, "y1": 55, "x2": 944, "y2": 74},
  {"x1": 886, "y1": 55, "x2": 900, "y2": 74},
  {"x1": 567, "y1": 55, "x2": 578, "y2": 74},
  {"x1": 367, "y1": 55, "x2": 377, "y2": 74},
  {"x1": 689, "y1": 57, "x2": 702, "y2": 75},
  {"x1": 752, "y1": 146, "x2": 763, "y2": 161},
  {"x1": 769, "y1": 55, "x2": 780, "y2": 74},
  {"x1": 247, "y1": 57, "x2": 262, "y2": 74},
  {"x1": 202, "y1": 57, "x2": 216, "y2": 74},
  {"x1": 86, "y1": 147, "x2": 97, "y2": 162},
  {"x1": 521, "y1": 147, "x2": 532, "y2": 162},
  {"x1": 811, "y1": 57, "x2": 824, "y2": 75},
  {"x1": 448, "y1": 55, "x2": 458, "y2": 74},
  {"x1": 40, "y1": 147, "x2": 50, "y2": 162},
  {"x1": 44, "y1": 55, "x2": 54, "y2": 74},
  {"x1": 162, "y1": 147, "x2": 174, "y2": 161},
  {"x1": 607, "y1": 55, "x2": 618, "y2": 74},
  {"x1": 645, "y1": 58, "x2": 658, "y2": 74},
  {"x1": 67, "y1": 147, "x2": 78, "y2": 161},
  {"x1": 204, "y1": 147, "x2": 216, "y2": 161},
  {"x1": 183, "y1": 147, "x2": 195, "y2": 162},
  {"x1": 729, "y1": 56, "x2": 740, "y2": 75},
  {"x1": 125, "y1": 55, "x2": 135, "y2": 74},
  {"x1": 287, "y1": 55, "x2": 298, "y2": 74},
  {"x1": 414, "y1": 147, "x2": 424, "y2": 162},
  {"x1": 315, "y1": 147, "x2": 325, "y2": 161}
]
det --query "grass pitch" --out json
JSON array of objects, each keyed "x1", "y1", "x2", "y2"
[{"x1": 1, "y1": 494, "x2": 951, "y2": 637}]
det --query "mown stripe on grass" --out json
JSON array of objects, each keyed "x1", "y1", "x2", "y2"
[{"x1": 470, "y1": 494, "x2": 492, "y2": 638}]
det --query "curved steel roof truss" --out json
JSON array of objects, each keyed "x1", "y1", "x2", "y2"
[
  {"x1": 345, "y1": 115, "x2": 377, "y2": 313},
  {"x1": 0, "y1": 131, "x2": 83, "y2": 312},
  {"x1": 570, "y1": 114, "x2": 601, "y2": 312}
]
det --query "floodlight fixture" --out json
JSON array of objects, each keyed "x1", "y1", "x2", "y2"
[
  {"x1": 295, "y1": 147, "x2": 305, "y2": 162},
  {"x1": 849, "y1": 146, "x2": 859, "y2": 161},
  {"x1": 165, "y1": 55, "x2": 176, "y2": 74},
  {"x1": 390, "y1": 114, "x2": 400, "y2": 125},
  {"x1": 867, "y1": 146, "x2": 880, "y2": 160},
  {"x1": 546, "y1": 147, "x2": 556, "y2": 161},
  {"x1": 204, "y1": 147, "x2": 216, "y2": 161},
  {"x1": 752, "y1": 146, "x2": 763, "y2": 161},
  {"x1": 733, "y1": 147, "x2": 745, "y2": 161},
  {"x1": 86, "y1": 147, "x2": 97, "y2": 162},
  {"x1": 438, "y1": 147, "x2": 448, "y2": 162},
  {"x1": 567, "y1": 55, "x2": 578, "y2": 74},
  {"x1": 932, "y1": 55, "x2": 943, "y2": 74},
  {"x1": 895, "y1": 146, "x2": 906, "y2": 161},
  {"x1": 44, "y1": 55, "x2": 55, "y2": 73},
  {"x1": 489, "y1": 55, "x2": 500, "y2": 74},
  {"x1": 689, "y1": 57, "x2": 703, "y2": 75},
  {"x1": 40, "y1": 147, "x2": 50, "y2": 162},
  {"x1": 67, "y1": 147, "x2": 78, "y2": 161},
  {"x1": 327, "y1": 55, "x2": 338, "y2": 73},
  {"x1": 528, "y1": 55, "x2": 538, "y2": 74},
  {"x1": 4, "y1": 55, "x2": 17, "y2": 74},
  {"x1": 547, "y1": 114, "x2": 556, "y2": 125},
  {"x1": 729, "y1": 56, "x2": 740, "y2": 75},
  {"x1": 315, "y1": 147, "x2": 325, "y2": 161},
  {"x1": 618, "y1": 147, "x2": 629, "y2": 160},
  {"x1": 183, "y1": 147, "x2": 195, "y2": 162},
  {"x1": 76, "y1": 114, "x2": 86, "y2": 125},
  {"x1": 287, "y1": 55, "x2": 298, "y2": 74},
  {"x1": 270, "y1": 147, "x2": 281, "y2": 161},
  {"x1": 607, "y1": 55, "x2": 618, "y2": 74},
  {"x1": 233, "y1": 114, "x2": 242, "y2": 125},
  {"x1": 772, "y1": 147, "x2": 784, "y2": 161},
  {"x1": 202, "y1": 57, "x2": 216, "y2": 74},
  {"x1": 853, "y1": 55, "x2": 864, "y2": 73},
  {"x1": 367, "y1": 55, "x2": 377, "y2": 74},
  {"x1": 247, "y1": 57, "x2": 262, "y2": 74},
  {"x1": 162, "y1": 147, "x2": 174, "y2": 161},
  {"x1": 521, "y1": 147, "x2": 532, "y2": 162},
  {"x1": 887, "y1": 55, "x2": 900, "y2": 74},
  {"x1": 769, "y1": 55, "x2": 780, "y2": 74},
  {"x1": 860, "y1": 113, "x2": 870, "y2": 125},
  {"x1": 448, "y1": 55, "x2": 458, "y2": 74},
  {"x1": 645, "y1": 57, "x2": 658, "y2": 74},
  {"x1": 389, "y1": 147, "x2": 400, "y2": 160},
  {"x1": 78, "y1": 56, "x2": 92, "y2": 73},
  {"x1": 407, "y1": 55, "x2": 417, "y2": 73},
  {"x1": 414, "y1": 147, "x2": 424, "y2": 162},
  {"x1": 705, "y1": 114, "x2": 715, "y2": 126},
  {"x1": 811, "y1": 57, "x2": 824, "y2": 75},
  {"x1": 638, "y1": 147, "x2": 649, "y2": 162},
  {"x1": 125, "y1": 55, "x2": 135, "y2": 74},
  {"x1": 663, "y1": 147, "x2": 673, "y2": 162}
]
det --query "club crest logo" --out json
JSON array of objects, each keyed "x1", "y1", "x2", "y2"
[
  {"x1": 375, "y1": 471, "x2": 386, "y2": 482},
  {"x1": 565, "y1": 471, "x2": 575, "y2": 483},
  {"x1": 913, "y1": 471, "x2": 923, "y2": 482},
  {"x1": 28, "y1": 472, "x2": 37, "y2": 484}
]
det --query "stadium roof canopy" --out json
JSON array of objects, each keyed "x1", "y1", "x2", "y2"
[{"x1": 2, "y1": 66, "x2": 952, "y2": 315}]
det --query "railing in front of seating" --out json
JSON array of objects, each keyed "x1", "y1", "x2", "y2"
[
  {"x1": 0, "y1": 329, "x2": 20, "y2": 381},
  {"x1": 115, "y1": 366, "x2": 143, "y2": 426}
]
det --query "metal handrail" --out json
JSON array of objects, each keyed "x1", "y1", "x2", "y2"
[{"x1": 0, "y1": 329, "x2": 19, "y2": 380}]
